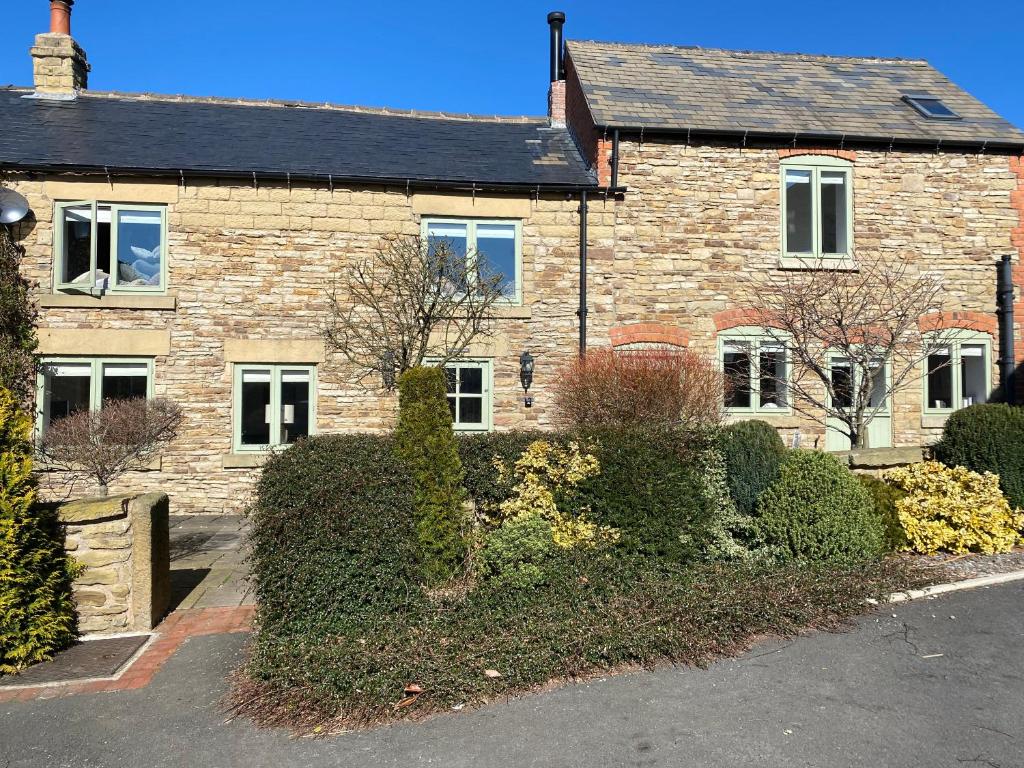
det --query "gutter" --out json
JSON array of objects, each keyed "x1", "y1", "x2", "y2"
[
  {"x1": 593, "y1": 124, "x2": 1024, "y2": 154},
  {"x1": 0, "y1": 162, "x2": 601, "y2": 195}
]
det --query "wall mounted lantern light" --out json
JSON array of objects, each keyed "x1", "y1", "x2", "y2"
[{"x1": 519, "y1": 350, "x2": 535, "y2": 407}]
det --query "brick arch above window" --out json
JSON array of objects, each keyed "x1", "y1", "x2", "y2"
[
  {"x1": 609, "y1": 322, "x2": 689, "y2": 349},
  {"x1": 778, "y1": 147, "x2": 857, "y2": 163},
  {"x1": 919, "y1": 311, "x2": 997, "y2": 337},
  {"x1": 713, "y1": 308, "x2": 785, "y2": 333}
]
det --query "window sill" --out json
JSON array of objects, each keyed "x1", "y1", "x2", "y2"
[
  {"x1": 724, "y1": 408, "x2": 792, "y2": 419},
  {"x1": 921, "y1": 413, "x2": 951, "y2": 429},
  {"x1": 222, "y1": 452, "x2": 268, "y2": 469},
  {"x1": 35, "y1": 455, "x2": 162, "y2": 472},
  {"x1": 40, "y1": 293, "x2": 177, "y2": 310},
  {"x1": 492, "y1": 305, "x2": 533, "y2": 320},
  {"x1": 777, "y1": 256, "x2": 857, "y2": 272}
]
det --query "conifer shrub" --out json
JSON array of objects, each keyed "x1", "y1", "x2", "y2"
[
  {"x1": 755, "y1": 450, "x2": 885, "y2": 564},
  {"x1": 718, "y1": 420, "x2": 787, "y2": 516},
  {"x1": 886, "y1": 461, "x2": 1024, "y2": 555},
  {"x1": 0, "y1": 386, "x2": 77, "y2": 673},
  {"x1": 0, "y1": 222, "x2": 38, "y2": 408},
  {"x1": 932, "y1": 403, "x2": 1024, "y2": 510},
  {"x1": 395, "y1": 366, "x2": 468, "y2": 584}
]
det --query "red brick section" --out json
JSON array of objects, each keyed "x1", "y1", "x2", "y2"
[
  {"x1": 0, "y1": 606, "x2": 254, "y2": 703},
  {"x1": 610, "y1": 322, "x2": 689, "y2": 348},
  {"x1": 712, "y1": 307, "x2": 786, "y2": 332},
  {"x1": 564, "y1": 52, "x2": 611, "y2": 186},
  {"x1": 548, "y1": 79, "x2": 566, "y2": 126},
  {"x1": 918, "y1": 311, "x2": 997, "y2": 336},
  {"x1": 778, "y1": 148, "x2": 858, "y2": 162}
]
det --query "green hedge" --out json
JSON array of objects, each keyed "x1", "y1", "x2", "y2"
[
  {"x1": 0, "y1": 387, "x2": 77, "y2": 673},
  {"x1": 395, "y1": 366, "x2": 468, "y2": 583},
  {"x1": 933, "y1": 403, "x2": 1024, "y2": 510},
  {"x1": 462, "y1": 428, "x2": 718, "y2": 562},
  {"x1": 247, "y1": 434, "x2": 422, "y2": 636},
  {"x1": 755, "y1": 450, "x2": 885, "y2": 564},
  {"x1": 718, "y1": 420, "x2": 787, "y2": 516}
]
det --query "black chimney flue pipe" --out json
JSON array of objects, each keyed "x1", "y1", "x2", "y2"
[{"x1": 548, "y1": 11, "x2": 566, "y2": 82}]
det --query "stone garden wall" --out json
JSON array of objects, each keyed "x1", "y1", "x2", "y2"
[{"x1": 59, "y1": 492, "x2": 170, "y2": 634}]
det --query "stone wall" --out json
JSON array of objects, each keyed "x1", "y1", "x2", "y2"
[
  {"x1": 9, "y1": 175, "x2": 614, "y2": 512},
  {"x1": 592, "y1": 138, "x2": 1018, "y2": 448},
  {"x1": 59, "y1": 492, "x2": 170, "y2": 634}
]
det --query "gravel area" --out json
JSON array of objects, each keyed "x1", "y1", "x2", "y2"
[{"x1": 916, "y1": 547, "x2": 1024, "y2": 580}]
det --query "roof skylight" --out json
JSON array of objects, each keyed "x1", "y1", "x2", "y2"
[{"x1": 902, "y1": 94, "x2": 960, "y2": 120}]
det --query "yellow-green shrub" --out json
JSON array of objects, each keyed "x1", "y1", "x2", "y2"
[
  {"x1": 493, "y1": 439, "x2": 616, "y2": 549},
  {"x1": 885, "y1": 461, "x2": 1024, "y2": 555}
]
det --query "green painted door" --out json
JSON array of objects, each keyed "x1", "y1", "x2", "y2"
[{"x1": 824, "y1": 357, "x2": 892, "y2": 451}]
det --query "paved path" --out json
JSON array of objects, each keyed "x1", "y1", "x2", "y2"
[
  {"x1": 2, "y1": 581, "x2": 1022, "y2": 768},
  {"x1": 169, "y1": 514, "x2": 251, "y2": 610}
]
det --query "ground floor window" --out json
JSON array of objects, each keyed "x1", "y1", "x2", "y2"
[
  {"x1": 719, "y1": 330, "x2": 789, "y2": 413},
  {"x1": 37, "y1": 357, "x2": 153, "y2": 433},
  {"x1": 925, "y1": 334, "x2": 991, "y2": 412},
  {"x1": 436, "y1": 360, "x2": 492, "y2": 432},
  {"x1": 233, "y1": 364, "x2": 315, "y2": 451}
]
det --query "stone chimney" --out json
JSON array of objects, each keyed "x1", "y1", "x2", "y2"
[
  {"x1": 31, "y1": 1, "x2": 89, "y2": 97},
  {"x1": 547, "y1": 11, "x2": 566, "y2": 127}
]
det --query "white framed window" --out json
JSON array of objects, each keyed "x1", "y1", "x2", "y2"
[
  {"x1": 780, "y1": 156, "x2": 853, "y2": 261},
  {"x1": 37, "y1": 357, "x2": 154, "y2": 434},
  {"x1": 422, "y1": 218, "x2": 522, "y2": 304},
  {"x1": 232, "y1": 364, "x2": 316, "y2": 452},
  {"x1": 924, "y1": 333, "x2": 991, "y2": 413},
  {"x1": 54, "y1": 201, "x2": 168, "y2": 294},
  {"x1": 433, "y1": 360, "x2": 492, "y2": 432},
  {"x1": 719, "y1": 329, "x2": 789, "y2": 414}
]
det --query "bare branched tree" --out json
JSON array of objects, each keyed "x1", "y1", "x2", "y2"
[
  {"x1": 39, "y1": 397, "x2": 183, "y2": 497},
  {"x1": 751, "y1": 255, "x2": 954, "y2": 449},
  {"x1": 321, "y1": 235, "x2": 508, "y2": 390}
]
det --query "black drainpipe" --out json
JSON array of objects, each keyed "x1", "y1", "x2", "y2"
[
  {"x1": 610, "y1": 129, "x2": 620, "y2": 190},
  {"x1": 997, "y1": 254, "x2": 1016, "y2": 404},
  {"x1": 578, "y1": 190, "x2": 588, "y2": 357}
]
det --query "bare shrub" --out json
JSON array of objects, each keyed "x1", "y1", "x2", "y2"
[
  {"x1": 553, "y1": 348, "x2": 724, "y2": 431},
  {"x1": 39, "y1": 397, "x2": 183, "y2": 497},
  {"x1": 321, "y1": 235, "x2": 507, "y2": 390}
]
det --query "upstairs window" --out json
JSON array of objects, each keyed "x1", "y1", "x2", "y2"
[
  {"x1": 781, "y1": 157, "x2": 853, "y2": 261},
  {"x1": 54, "y1": 202, "x2": 167, "y2": 294},
  {"x1": 902, "y1": 94, "x2": 960, "y2": 120},
  {"x1": 423, "y1": 218, "x2": 521, "y2": 303},
  {"x1": 38, "y1": 358, "x2": 153, "y2": 433},
  {"x1": 720, "y1": 330, "x2": 789, "y2": 414},
  {"x1": 924, "y1": 334, "x2": 991, "y2": 413}
]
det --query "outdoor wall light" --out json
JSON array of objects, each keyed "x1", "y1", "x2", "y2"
[
  {"x1": 520, "y1": 351, "x2": 535, "y2": 407},
  {"x1": 381, "y1": 350, "x2": 397, "y2": 391}
]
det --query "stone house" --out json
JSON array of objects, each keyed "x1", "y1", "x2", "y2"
[{"x1": 1, "y1": 3, "x2": 1022, "y2": 512}]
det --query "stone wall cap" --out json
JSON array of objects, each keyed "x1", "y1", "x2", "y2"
[
  {"x1": 59, "y1": 492, "x2": 168, "y2": 523},
  {"x1": 831, "y1": 446, "x2": 925, "y2": 469}
]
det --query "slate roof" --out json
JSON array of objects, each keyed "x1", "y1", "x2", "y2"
[
  {"x1": 568, "y1": 40, "x2": 1024, "y2": 148},
  {"x1": 0, "y1": 88, "x2": 597, "y2": 188}
]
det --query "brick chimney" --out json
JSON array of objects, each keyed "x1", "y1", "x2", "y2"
[
  {"x1": 31, "y1": 1, "x2": 89, "y2": 98},
  {"x1": 547, "y1": 11, "x2": 566, "y2": 127}
]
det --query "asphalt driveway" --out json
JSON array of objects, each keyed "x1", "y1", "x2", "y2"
[{"x1": 2, "y1": 581, "x2": 1021, "y2": 768}]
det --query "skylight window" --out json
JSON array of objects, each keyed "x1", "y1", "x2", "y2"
[{"x1": 902, "y1": 94, "x2": 960, "y2": 120}]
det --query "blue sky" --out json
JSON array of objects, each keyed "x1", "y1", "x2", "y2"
[{"x1": 2, "y1": 1, "x2": 1020, "y2": 128}]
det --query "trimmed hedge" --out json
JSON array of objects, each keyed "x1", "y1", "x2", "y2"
[
  {"x1": 857, "y1": 474, "x2": 908, "y2": 552},
  {"x1": 933, "y1": 403, "x2": 1024, "y2": 510},
  {"x1": 247, "y1": 434, "x2": 422, "y2": 635},
  {"x1": 461, "y1": 428, "x2": 717, "y2": 561},
  {"x1": 0, "y1": 387, "x2": 77, "y2": 673},
  {"x1": 718, "y1": 420, "x2": 787, "y2": 516},
  {"x1": 756, "y1": 450, "x2": 885, "y2": 564},
  {"x1": 395, "y1": 366, "x2": 467, "y2": 583}
]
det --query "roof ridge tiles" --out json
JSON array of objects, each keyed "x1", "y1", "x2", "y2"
[
  {"x1": 0, "y1": 86, "x2": 546, "y2": 124},
  {"x1": 567, "y1": 38, "x2": 929, "y2": 65}
]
